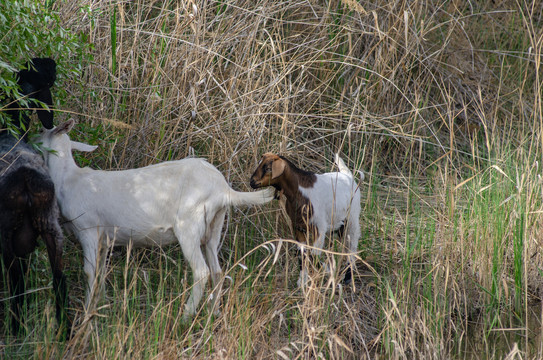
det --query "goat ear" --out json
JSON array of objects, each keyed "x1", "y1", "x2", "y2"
[
  {"x1": 53, "y1": 120, "x2": 75, "y2": 135},
  {"x1": 71, "y1": 140, "x2": 98, "y2": 153},
  {"x1": 271, "y1": 159, "x2": 286, "y2": 179}
]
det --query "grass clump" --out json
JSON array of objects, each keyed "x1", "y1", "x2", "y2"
[{"x1": 1, "y1": 0, "x2": 542, "y2": 359}]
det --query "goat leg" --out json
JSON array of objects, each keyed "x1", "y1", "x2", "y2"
[
  {"x1": 1, "y1": 238, "x2": 28, "y2": 335},
  {"x1": 42, "y1": 224, "x2": 71, "y2": 338}
]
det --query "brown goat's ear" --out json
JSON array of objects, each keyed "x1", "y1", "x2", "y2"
[{"x1": 271, "y1": 158, "x2": 286, "y2": 179}]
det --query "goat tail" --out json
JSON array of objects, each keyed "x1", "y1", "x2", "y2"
[
  {"x1": 334, "y1": 153, "x2": 365, "y2": 182},
  {"x1": 334, "y1": 153, "x2": 351, "y2": 175},
  {"x1": 226, "y1": 187, "x2": 275, "y2": 207}
]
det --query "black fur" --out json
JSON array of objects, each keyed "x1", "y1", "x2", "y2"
[
  {"x1": 0, "y1": 58, "x2": 70, "y2": 337},
  {"x1": 4, "y1": 58, "x2": 57, "y2": 136}
]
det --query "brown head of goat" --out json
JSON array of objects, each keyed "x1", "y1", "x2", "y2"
[{"x1": 250, "y1": 153, "x2": 318, "y2": 245}]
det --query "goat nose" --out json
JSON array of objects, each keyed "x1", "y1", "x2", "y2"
[{"x1": 249, "y1": 179, "x2": 257, "y2": 189}]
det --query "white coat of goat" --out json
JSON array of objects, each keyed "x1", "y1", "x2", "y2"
[
  {"x1": 250, "y1": 153, "x2": 362, "y2": 286},
  {"x1": 38, "y1": 120, "x2": 274, "y2": 318}
]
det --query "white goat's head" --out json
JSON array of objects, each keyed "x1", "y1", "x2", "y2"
[{"x1": 38, "y1": 120, "x2": 98, "y2": 163}]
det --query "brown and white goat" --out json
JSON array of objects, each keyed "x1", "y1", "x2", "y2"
[{"x1": 250, "y1": 153, "x2": 362, "y2": 285}]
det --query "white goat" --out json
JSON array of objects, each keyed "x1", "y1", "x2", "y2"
[
  {"x1": 250, "y1": 153, "x2": 362, "y2": 286},
  {"x1": 38, "y1": 120, "x2": 274, "y2": 318}
]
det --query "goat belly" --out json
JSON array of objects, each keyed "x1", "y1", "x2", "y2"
[{"x1": 102, "y1": 226, "x2": 178, "y2": 247}]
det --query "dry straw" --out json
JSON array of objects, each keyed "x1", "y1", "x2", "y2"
[{"x1": 1, "y1": 0, "x2": 542, "y2": 359}]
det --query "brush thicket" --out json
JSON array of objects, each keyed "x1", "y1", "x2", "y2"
[{"x1": 1, "y1": 0, "x2": 542, "y2": 359}]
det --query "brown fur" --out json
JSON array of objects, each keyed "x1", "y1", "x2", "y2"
[{"x1": 250, "y1": 153, "x2": 318, "y2": 245}]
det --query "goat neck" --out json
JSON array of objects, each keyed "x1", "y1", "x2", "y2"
[
  {"x1": 41, "y1": 134, "x2": 80, "y2": 189},
  {"x1": 273, "y1": 158, "x2": 317, "y2": 200}
]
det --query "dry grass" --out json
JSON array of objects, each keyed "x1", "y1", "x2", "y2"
[{"x1": 1, "y1": 0, "x2": 543, "y2": 359}]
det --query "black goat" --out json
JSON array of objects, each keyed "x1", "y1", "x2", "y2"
[
  {"x1": 0, "y1": 58, "x2": 70, "y2": 336},
  {"x1": 4, "y1": 57, "x2": 57, "y2": 134}
]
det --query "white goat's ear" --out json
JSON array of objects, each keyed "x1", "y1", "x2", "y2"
[
  {"x1": 53, "y1": 119, "x2": 76, "y2": 135},
  {"x1": 71, "y1": 140, "x2": 98, "y2": 152},
  {"x1": 271, "y1": 159, "x2": 286, "y2": 179}
]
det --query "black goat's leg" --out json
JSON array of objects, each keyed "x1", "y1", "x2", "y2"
[
  {"x1": 1, "y1": 229, "x2": 23, "y2": 334},
  {"x1": 2, "y1": 250, "x2": 28, "y2": 334},
  {"x1": 42, "y1": 226, "x2": 71, "y2": 337},
  {"x1": 12, "y1": 257, "x2": 28, "y2": 334}
]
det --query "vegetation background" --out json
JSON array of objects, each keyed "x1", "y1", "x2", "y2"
[{"x1": 0, "y1": 0, "x2": 542, "y2": 358}]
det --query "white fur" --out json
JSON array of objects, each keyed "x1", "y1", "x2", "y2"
[
  {"x1": 298, "y1": 154, "x2": 362, "y2": 286},
  {"x1": 38, "y1": 120, "x2": 274, "y2": 318},
  {"x1": 299, "y1": 171, "x2": 361, "y2": 253}
]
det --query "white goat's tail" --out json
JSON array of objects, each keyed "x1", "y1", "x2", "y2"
[
  {"x1": 335, "y1": 153, "x2": 364, "y2": 181},
  {"x1": 227, "y1": 187, "x2": 275, "y2": 207}
]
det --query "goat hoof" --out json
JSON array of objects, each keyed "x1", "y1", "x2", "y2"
[
  {"x1": 180, "y1": 314, "x2": 190, "y2": 325},
  {"x1": 181, "y1": 309, "x2": 195, "y2": 325},
  {"x1": 342, "y1": 267, "x2": 353, "y2": 286}
]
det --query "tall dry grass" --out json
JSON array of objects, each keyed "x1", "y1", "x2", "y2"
[{"x1": 1, "y1": 0, "x2": 543, "y2": 359}]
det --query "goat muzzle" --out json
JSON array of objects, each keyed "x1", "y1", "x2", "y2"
[{"x1": 249, "y1": 178, "x2": 259, "y2": 189}]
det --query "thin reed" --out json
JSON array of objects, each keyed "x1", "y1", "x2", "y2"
[{"x1": 1, "y1": 0, "x2": 542, "y2": 359}]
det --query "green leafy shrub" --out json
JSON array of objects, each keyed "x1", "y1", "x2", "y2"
[{"x1": 0, "y1": 0, "x2": 88, "y2": 129}]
